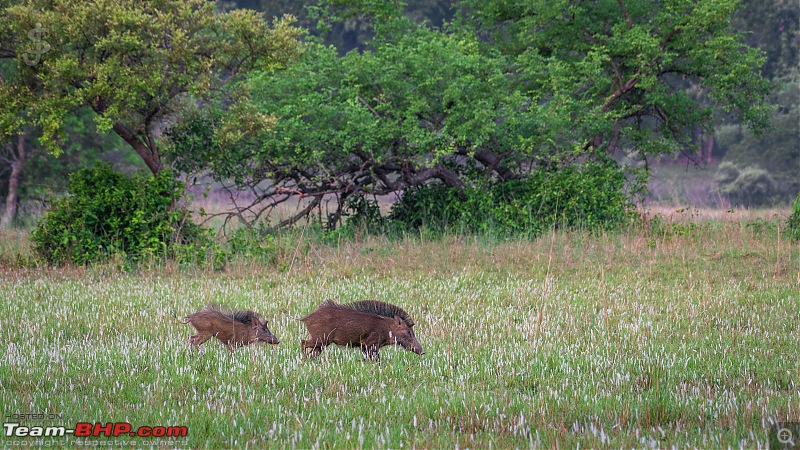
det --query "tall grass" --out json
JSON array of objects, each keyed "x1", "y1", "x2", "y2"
[{"x1": 0, "y1": 212, "x2": 798, "y2": 448}]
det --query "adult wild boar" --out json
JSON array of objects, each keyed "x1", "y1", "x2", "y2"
[
  {"x1": 299, "y1": 300, "x2": 423, "y2": 361},
  {"x1": 183, "y1": 304, "x2": 279, "y2": 351}
]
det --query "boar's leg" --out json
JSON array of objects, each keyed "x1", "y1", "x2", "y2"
[
  {"x1": 188, "y1": 332, "x2": 212, "y2": 349},
  {"x1": 301, "y1": 339, "x2": 324, "y2": 359},
  {"x1": 225, "y1": 333, "x2": 252, "y2": 351},
  {"x1": 360, "y1": 344, "x2": 380, "y2": 362},
  {"x1": 224, "y1": 340, "x2": 241, "y2": 352},
  {"x1": 360, "y1": 336, "x2": 382, "y2": 362}
]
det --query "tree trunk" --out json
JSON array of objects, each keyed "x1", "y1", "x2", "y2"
[
  {"x1": 1, "y1": 134, "x2": 26, "y2": 229},
  {"x1": 90, "y1": 100, "x2": 162, "y2": 175},
  {"x1": 704, "y1": 136, "x2": 714, "y2": 164},
  {"x1": 112, "y1": 123, "x2": 162, "y2": 175}
]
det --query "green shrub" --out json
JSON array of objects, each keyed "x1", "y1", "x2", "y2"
[
  {"x1": 225, "y1": 227, "x2": 279, "y2": 263},
  {"x1": 31, "y1": 164, "x2": 214, "y2": 265},
  {"x1": 714, "y1": 162, "x2": 781, "y2": 207},
  {"x1": 343, "y1": 195, "x2": 384, "y2": 232},
  {"x1": 789, "y1": 193, "x2": 800, "y2": 241},
  {"x1": 389, "y1": 160, "x2": 637, "y2": 236}
]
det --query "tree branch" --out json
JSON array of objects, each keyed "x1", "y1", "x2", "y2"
[
  {"x1": 661, "y1": 28, "x2": 681, "y2": 52},
  {"x1": 357, "y1": 96, "x2": 381, "y2": 118},
  {"x1": 111, "y1": 122, "x2": 162, "y2": 175},
  {"x1": 473, "y1": 148, "x2": 514, "y2": 181},
  {"x1": 264, "y1": 195, "x2": 322, "y2": 234},
  {"x1": 406, "y1": 163, "x2": 464, "y2": 189},
  {"x1": 601, "y1": 76, "x2": 639, "y2": 113},
  {"x1": 617, "y1": 0, "x2": 632, "y2": 29}
]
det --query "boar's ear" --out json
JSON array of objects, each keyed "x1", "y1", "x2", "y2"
[
  {"x1": 250, "y1": 318, "x2": 259, "y2": 328},
  {"x1": 393, "y1": 315, "x2": 403, "y2": 326},
  {"x1": 406, "y1": 318, "x2": 415, "y2": 327}
]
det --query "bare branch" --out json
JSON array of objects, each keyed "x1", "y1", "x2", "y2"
[
  {"x1": 264, "y1": 195, "x2": 322, "y2": 234},
  {"x1": 473, "y1": 148, "x2": 515, "y2": 181}
]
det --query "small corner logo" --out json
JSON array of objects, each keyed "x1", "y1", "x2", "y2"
[
  {"x1": 23, "y1": 23, "x2": 50, "y2": 66},
  {"x1": 772, "y1": 422, "x2": 800, "y2": 450}
]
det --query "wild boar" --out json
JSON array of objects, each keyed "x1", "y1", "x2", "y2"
[
  {"x1": 299, "y1": 300, "x2": 424, "y2": 361},
  {"x1": 183, "y1": 304, "x2": 279, "y2": 351}
]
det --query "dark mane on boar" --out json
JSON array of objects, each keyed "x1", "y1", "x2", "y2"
[
  {"x1": 201, "y1": 304, "x2": 261, "y2": 324},
  {"x1": 322, "y1": 300, "x2": 415, "y2": 327}
]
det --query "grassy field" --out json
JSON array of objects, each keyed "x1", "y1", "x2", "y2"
[{"x1": 1, "y1": 210, "x2": 798, "y2": 448}]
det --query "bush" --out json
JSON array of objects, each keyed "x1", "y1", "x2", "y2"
[
  {"x1": 789, "y1": 193, "x2": 800, "y2": 241},
  {"x1": 31, "y1": 164, "x2": 214, "y2": 265},
  {"x1": 224, "y1": 227, "x2": 280, "y2": 263},
  {"x1": 389, "y1": 160, "x2": 637, "y2": 236},
  {"x1": 714, "y1": 162, "x2": 781, "y2": 207}
]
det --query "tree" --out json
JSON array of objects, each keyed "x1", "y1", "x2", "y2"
[
  {"x1": 710, "y1": 0, "x2": 799, "y2": 205},
  {"x1": 0, "y1": 0, "x2": 303, "y2": 176},
  {"x1": 0, "y1": 108, "x2": 144, "y2": 229},
  {"x1": 170, "y1": 0, "x2": 772, "y2": 231},
  {"x1": 460, "y1": 0, "x2": 771, "y2": 163},
  {"x1": 0, "y1": 133, "x2": 29, "y2": 228},
  {"x1": 714, "y1": 71, "x2": 800, "y2": 204},
  {"x1": 226, "y1": 0, "x2": 455, "y2": 54},
  {"x1": 169, "y1": 16, "x2": 526, "y2": 230},
  {"x1": 731, "y1": 0, "x2": 799, "y2": 79}
]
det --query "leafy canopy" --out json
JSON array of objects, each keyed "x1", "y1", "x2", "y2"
[
  {"x1": 461, "y1": 0, "x2": 770, "y2": 157},
  {"x1": 169, "y1": 14, "x2": 528, "y2": 229},
  {"x1": 172, "y1": 0, "x2": 770, "y2": 232},
  {"x1": 0, "y1": 0, "x2": 303, "y2": 174}
]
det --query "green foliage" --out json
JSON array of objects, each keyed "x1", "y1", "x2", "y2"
[
  {"x1": 731, "y1": 0, "x2": 799, "y2": 79},
  {"x1": 343, "y1": 195, "x2": 384, "y2": 232},
  {"x1": 1, "y1": 0, "x2": 303, "y2": 174},
  {"x1": 243, "y1": 30, "x2": 521, "y2": 175},
  {"x1": 714, "y1": 73, "x2": 800, "y2": 202},
  {"x1": 462, "y1": 0, "x2": 771, "y2": 151},
  {"x1": 0, "y1": 109, "x2": 145, "y2": 227},
  {"x1": 166, "y1": 0, "x2": 771, "y2": 234},
  {"x1": 389, "y1": 161, "x2": 636, "y2": 236},
  {"x1": 30, "y1": 164, "x2": 213, "y2": 265},
  {"x1": 789, "y1": 193, "x2": 800, "y2": 241},
  {"x1": 648, "y1": 215, "x2": 699, "y2": 240},
  {"x1": 224, "y1": 227, "x2": 280, "y2": 263},
  {"x1": 180, "y1": 22, "x2": 528, "y2": 232}
]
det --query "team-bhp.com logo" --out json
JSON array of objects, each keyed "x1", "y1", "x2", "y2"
[{"x1": 4, "y1": 422, "x2": 188, "y2": 438}]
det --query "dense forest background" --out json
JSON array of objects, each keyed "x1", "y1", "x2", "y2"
[{"x1": 1, "y1": 0, "x2": 798, "y2": 230}]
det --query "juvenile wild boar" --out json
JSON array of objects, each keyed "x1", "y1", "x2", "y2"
[
  {"x1": 299, "y1": 300, "x2": 424, "y2": 361},
  {"x1": 183, "y1": 304, "x2": 279, "y2": 351}
]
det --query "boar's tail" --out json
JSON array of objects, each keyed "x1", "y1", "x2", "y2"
[
  {"x1": 168, "y1": 310, "x2": 191, "y2": 324},
  {"x1": 275, "y1": 310, "x2": 304, "y2": 321}
]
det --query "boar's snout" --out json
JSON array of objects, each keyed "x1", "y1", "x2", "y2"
[
  {"x1": 390, "y1": 316, "x2": 424, "y2": 356},
  {"x1": 412, "y1": 345, "x2": 424, "y2": 355},
  {"x1": 262, "y1": 332, "x2": 280, "y2": 345},
  {"x1": 254, "y1": 319, "x2": 280, "y2": 345},
  {"x1": 408, "y1": 336, "x2": 424, "y2": 355}
]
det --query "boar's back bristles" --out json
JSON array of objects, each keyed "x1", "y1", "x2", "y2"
[
  {"x1": 321, "y1": 299, "x2": 415, "y2": 326},
  {"x1": 199, "y1": 303, "x2": 261, "y2": 324}
]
